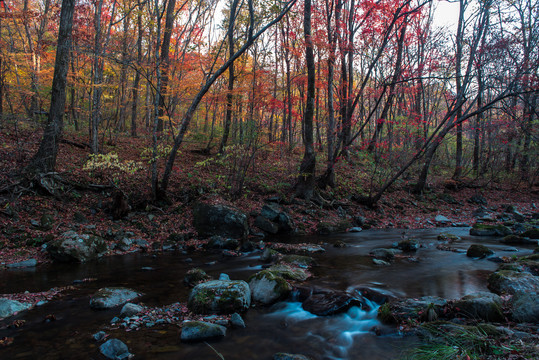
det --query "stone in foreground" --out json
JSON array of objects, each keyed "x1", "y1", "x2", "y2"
[
  {"x1": 188, "y1": 280, "x2": 251, "y2": 314},
  {"x1": 453, "y1": 291, "x2": 504, "y2": 322}
]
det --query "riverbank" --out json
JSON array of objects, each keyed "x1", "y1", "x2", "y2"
[{"x1": 1, "y1": 124, "x2": 538, "y2": 267}]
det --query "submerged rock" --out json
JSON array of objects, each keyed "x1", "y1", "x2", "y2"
[
  {"x1": 466, "y1": 244, "x2": 494, "y2": 258},
  {"x1": 0, "y1": 298, "x2": 32, "y2": 318},
  {"x1": 453, "y1": 292, "x2": 504, "y2": 322},
  {"x1": 396, "y1": 238, "x2": 420, "y2": 252},
  {"x1": 370, "y1": 248, "x2": 401, "y2": 261},
  {"x1": 99, "y1": 339, "x2": 131, "y2": 359},
  {"x1": 180, "y1": 321, "x2": 226, "y2": 342},
  {"x1": 437, "y1": 233, "x2": 461, "y2": 241},
  {"x1": 273, "y1": 353, "x2": 312, "y2": 360},
  {"x1": 188, "y1": 280, "x2": 251, "y2": 314},
  {"x1": 90, "y1": 287, "x2": 141, "y2": 309},
  {"x1": 302, "y1": 290, "x2": 366, "y2": 316},
  {"x1": 278, "y1": 255, "x2": 315, "y2": 268}
]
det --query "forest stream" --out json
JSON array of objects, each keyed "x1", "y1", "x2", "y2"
[{"x1": 0, "y1": 228, "x2": 535, "y2": 360}]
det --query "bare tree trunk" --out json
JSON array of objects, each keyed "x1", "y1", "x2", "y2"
[
  {"x1": 157, "y1": 0, "x2": 177, "y2": 134},
  {"x1": 318, "y1": 0, "x2": 341, "y2": 189},
  {"x1": 118, "y1": 13, "x2": 130, "y2": 132},
  {"x1": 296, "y1": 0, "x2": 316, "y2": 200},
  {"x1": 25, "y1": 0, "x2": 75, "y2": 174},
  {"x1": 90, "y1": 0, "x2": 104, "y2": 154},
  {"x1": 219, "y1": 0, "x2": 239, "y2": 154},
  {"x1": 131, "y1": 0, "x2": 143, "y2": 137},
  {"x1": 453, "y1": 0, "x2": 465, "y2": 179}
]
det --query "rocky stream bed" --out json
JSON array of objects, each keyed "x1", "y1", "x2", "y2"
[{"x1": 1, "y1": 202, "x2": 538, "y2": 359}]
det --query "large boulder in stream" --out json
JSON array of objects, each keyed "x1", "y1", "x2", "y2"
[
  {"x1": 47, "y1": 231, "x2": 107, "y2": 262},
  {"x1": 192, "y1": 203, "x2": 249, "y2": 239},
  {"x1": 0, "y1": 298, "x2": 32, "y2": 319},
  {"x1": 188, "y1": 280, "x2": 251, "y2": 314},
  {"x1": 302, "y1": 289, "x2": 366, "y2": 316},
  {"x1": 90, "y1": 287, "x2": 142, "y2": 309},
  {"x1": 249, "y1": 270, "x2": 291, "y2": 305},
  {"x1": 180, "y1": 321, "x2": 226, "y2": 342},
  {"x1": 453, "y1": 292, "x2": 504, "y2": 322},
  {"x1": 488, "y1": 270, "x2": 539, "y2": 295},
  {"x1": 466, "y1": 244, "x2": 494, "y2": 258}
]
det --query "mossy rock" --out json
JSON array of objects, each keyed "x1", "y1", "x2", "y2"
[
  {"x1": 248, "y1": 270, "x2": 291, "y2": 305},
  {"x1": 397, "y1": 238, "x2": 420, "y2": 252},
  {"x1": 377, "y1": 302, "x2": 394, "y2": 323},
  {"x1": 180, "y1": 321, "x2": 226, "y2": 342},
  {"x1": 466, "y1": 244, "x2": 494, "y2": 258},
  {"x1": 453, "y1": 292, "x2": 504, "y2": 322},
  {"x1": 522, "y1": 228, "x2": 539, "y2": 239},
  {"x1": 188, "y1": 280, "x2": 251, "y2": 314},
  {"x1": 377, "y1": 296, "x2": 447, "y2": 324},
  {"x1": 279, "y1": 255, "x2": 315, "y2": 268},
  {"x1": 437, "y1": 233, "x2": 461, "y2": 241},
  {"x1": 488, "y1": 270, "x2": 539, "y2": 295},
  {"x1": 268, "y1": 264, "x2": 309, "y2": 281},
  {"x1": 470, "y1": 223, "x2": 512, "y2": 237},
  {"x1": 184, "y1": 268, "x2": 211, "y2": 287},
  {"x1": 260, "y1": 248, "x2": 281, "y2": 262}
]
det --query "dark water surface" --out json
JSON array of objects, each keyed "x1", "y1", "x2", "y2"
[{"x1": 0, "y1": 228, "x2": 534, "y2": 360}]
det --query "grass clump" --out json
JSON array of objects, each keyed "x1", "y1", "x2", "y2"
[{"x1": 402, "y1": 323, "x2": 510, "y2": 360}]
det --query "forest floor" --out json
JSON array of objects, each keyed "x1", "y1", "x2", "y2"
[{"x1": 0, "y1": 122, "x2": 538, "y2": 267}]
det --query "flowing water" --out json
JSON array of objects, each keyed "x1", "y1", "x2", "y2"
[{"x1": 0, "y1": 228, "x2": 534, "y2": 360}]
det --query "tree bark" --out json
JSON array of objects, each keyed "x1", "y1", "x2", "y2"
[
  {"x1": 219, "y1": 0, "x2": 239, "y2": 154},
  {"x1": 296, "y1": 0, "x2": 316, "y2": 200},
  {"x1": 25, "y1": 0, "x2": 75, "y2": 174},
  {"x1": 157, "y1": 0, "x2": 177, "y2": 133}
]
